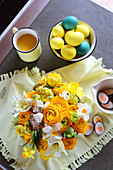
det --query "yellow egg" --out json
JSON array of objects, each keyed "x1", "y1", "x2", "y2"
[
  {"x1": 65, "y1": 31, "x2": 84, "y2": 46},
  {"x1": 50, "y1": 37, "x2": 64, "y2": 50},
  {"x1": 84, "y1": 38, "x2": 90, "y2": 44},
  {"x1": 75, "y1": 25, "x2": 89, "y2": 38},
  {"x1": 52, "y1": 25, "x2": 65, "y2": 38},
  {"x1": 61, "y1": 45, "x2": 76, "y2": 60}
]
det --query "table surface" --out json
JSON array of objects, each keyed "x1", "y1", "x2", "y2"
[{"x1": 0, "y1": 0, "x2": 113, "y2": 169}]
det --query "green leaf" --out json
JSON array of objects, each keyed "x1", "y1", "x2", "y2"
[
  {"x1": 67, "y1": 134, "x2": 72, "y2": 138},
  {"x1": 73, "y1": 132, "x2": 77, "y2": 138},
  {"x1": 12, "y1": 117, "x2": 18, "y2": 125},
  {"x1": 63, "y1": 132, "x2": 67, "y2": 139},
  {"x1": 33, "y1": 129, "x2": 42, "y2": 151},
  {"x1": 22, "y1": 131, "x2": 34, "y2": 148}
]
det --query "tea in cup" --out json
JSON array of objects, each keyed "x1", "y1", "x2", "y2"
[{"x1": 12, "y1": 27, "x2": 42, "y2": 62}]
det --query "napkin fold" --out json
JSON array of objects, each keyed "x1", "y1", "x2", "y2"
[{"x1": 0, "y1": 56, "x2": 113, "y2": 170}]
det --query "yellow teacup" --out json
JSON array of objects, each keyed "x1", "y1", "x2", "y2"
[{"x1": 12, "y1": 27, "x2": 42, "y2": 62}]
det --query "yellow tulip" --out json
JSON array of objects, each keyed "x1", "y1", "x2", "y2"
[{"x1": 47, "y1": 72, "x2": 61, "y2": 87}]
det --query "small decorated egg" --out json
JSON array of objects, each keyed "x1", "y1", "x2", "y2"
[
  {"x1": 50, "y1": 37, "x2": 64, "y2": 50},
  {"x1": 85, "y1": 122, "x2": 94, "y2": 136},
  {"x1": 76, "y1": 40, "x2": 90, "y2": 55},
  {"x1": 65, "y1": 31, "x2": 84, "y2": 46},
  {"x1": 98, "y1": 92, "x2": 109, "y2": 104},
  {"x1": 103, "y1": 89, "x2": 113, "y2": 95},
  {"x1": 75, "y1": 25, "x2": 89, "y2": 38},
  {"x1": 101, "y1": 101, "x2": 113, "y2": 109},
  {"x1": 93, "y1": 115, "x2": 103, "y2": 124},
  {"x1": 52, "y1": 25, "x2": 65, "y2": 38},
  {"x1": 95, "y1": 122, "x2": 104, "y2": 135},
  {"x1": 84, "y1": 38, "x2": 90, "y2": 44},
  {"x1": 62, "y1": 16, "x2": 78, "y2": 30},
  {"x1": 61, "y1": 45, "x2": 76, "y2": 60}
]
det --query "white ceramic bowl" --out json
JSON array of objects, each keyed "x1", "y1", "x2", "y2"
[
  {"x1": 48, "y1": 20, "x2": 97, "y2": 62},
  {"x1": 91, "y1": 77, "x2": 113, "y2": 114}
]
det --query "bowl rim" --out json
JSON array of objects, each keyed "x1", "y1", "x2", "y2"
[
  {"x1": 48, "y1": 20, "x2": 97, "y2": 62},
  {"x1": 91, "y1": 77, "x2": 113, "y2": 114}
]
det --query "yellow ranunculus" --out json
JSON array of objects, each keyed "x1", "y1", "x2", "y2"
[
  {"x1": 43, "y1": 104, "x2": 61, "y2": 125},
  {"x1": 47, "y1": 72, "x2": 62, "y2": 87},
  {"x1": 26, "y1": 91, "x2": 39, "y2": 99},
  {"x1": 53, "y1": 83, "x2": 68, "y2": 95},
  {"x1": 62, "y1": 137, "x2": 77, "y2": 150},
  {"x1": 69, "y1": 105, "x2": 79, "y2": 123},
  {"x1": 16, "y1": 125, "x2": 25, "y2": 136},
  {"x1": 60, "y1": 115, "x2": 72, "y2": 133},
  {"x1": 72, "y1": 117, "x2": 88, "y2": 134},
  {"x1": 51, "y1": 95, "x2": 69, "y2": 114},
  {"x1": 18, "y1": 111, "x2": 32, "y2": 125},
  {"x1": 39, "y1": 87, "x2": 54, "y2": 102}
]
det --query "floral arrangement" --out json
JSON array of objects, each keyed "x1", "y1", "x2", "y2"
[{"x1": 12, "y1": 72, "x2": 92, "y2": 161}]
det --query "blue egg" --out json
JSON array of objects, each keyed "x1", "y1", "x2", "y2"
[
  {"x1": 62, "y1": 16, "x2": 78, "y2": 30},
  {"x1": 76, "y1": 41, "x2": 90, "y2": 55}
]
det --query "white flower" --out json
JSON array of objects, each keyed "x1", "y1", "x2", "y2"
[
  {"x1": 45, "y1": 139, "x2": 68, "y2": 157},
  {"x1": 42, "y1": 123, "x2": 62, "y2": 145},
  {"x1": 39, "y1": 86, "x2": 43, "y2": 90},
  {"x1": 33, "y1": 100, "x2": 50, "y2": 112},
  {"x1": 33, "y1": 113, "x2": 43, "y2": 122},
  {"x1": 59, "y1": 90, "x2": 70, "y2": 100},
  {"x1": 12, "y1": 91, "x2": 32, "y2": 118},
  {"x1": 77, "y1": 103, "x2": 92, "y2": 121},
  {"x1": 43, "y1": 101, "x2": 50, "y2": 108}
]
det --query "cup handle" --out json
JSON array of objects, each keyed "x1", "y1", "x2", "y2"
[{"x1": 12, "y1": 27, "x2": 18, "y2": 34}]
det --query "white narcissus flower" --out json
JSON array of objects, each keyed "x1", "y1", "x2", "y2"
[
  {"x1": 77, "y1": 103, "x2": 92, "y2": 121},
  {"x1": 59, "y1": 90, "x2": 70, "y2": 100},
  {"x1": 45, "y1": 139, "x2": 68, "y2": 157},
  {"x1": 42, "y1": 123, "x2": 62, "y2": 145},
  {"x1": 33, "y1": 100, "x2": 50, "y2": 112},
  {"x1": 12, "y1": 91, "x2": 32, "y2": 118}
]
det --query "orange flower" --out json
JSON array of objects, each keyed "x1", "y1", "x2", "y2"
[
  {"x1": 60, "y1": 115, "x2": 72, "y2": 133},
  {"x1": 24, "y1": 134, "x2": 32, "y2": 144},
  {"x1": 72, "y1": 117, "x2": 88, "y2": 134},
  {"x1": 62, "y1": 137, "x2": 77, "y2": 150},
  {"x1": 43, "y1": 104, "x2": 61, "y2": 125},
  {"x1": 69, "y1": 105, "x2": 78, "y2": 115},
  {"x1": 26, "y1": 91, "x2": 39, "y2": 98},
  {"x1": 39, "y1": 139, "x2": 48, "y2": 151},
  {"x1": 18, "y1": 111, "x2": 32, "y2": 125},
  {"x1": 53, "y1": 83, "x2": 68, "y2": 95},
  {"x1": 51, "y1": 96, "x2": 69, "y2": 114}
]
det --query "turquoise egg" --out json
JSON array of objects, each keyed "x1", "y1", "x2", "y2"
[
  {"x1": 62, "y1": 16, "x2": 78, "y2": 30},
  {"x1": 76, "y1": 41, "x2": 90, "y2": 55}
]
